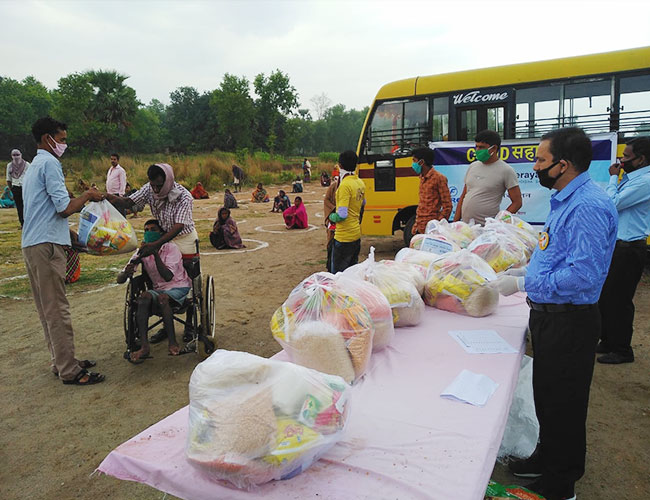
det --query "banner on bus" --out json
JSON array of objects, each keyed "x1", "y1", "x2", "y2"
[{"x1": 428, "y1": 132, "x2": 617, "y2": 225}]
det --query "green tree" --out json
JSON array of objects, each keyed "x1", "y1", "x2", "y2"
[
  {"x1": 211, "y1": 74, "x2": 254, "y2": 151},
  {"x1": 164, "y1": 86, "x2": 216, "y2": 153},
  {"x1": 253, "y1": 70, "x2": 299, "y2": 153}
]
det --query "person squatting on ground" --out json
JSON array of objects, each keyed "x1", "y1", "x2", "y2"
[
  {"x1": 210, "y1": 207, "x2": 245, "y2": 250},
  {"x1": 454, "y1": 129, "x2": 522, "y2": 225},
  {"x1": 251, "y1": 183, "x2": 270, "y2": 203},
  {"x1": 411, "y1": 146, "x2": 452, "y2": 237},
  {"x1": 223, "y1": 188, "x2": 238, "y2": 209},
  {"x1": 495, "y1": 127, "x2": 617, "y2": 500},
  {"x1": 329, "y1": 150, "x2": 366, "y2": 274},
  {"x1": 21, "y1": 117, "x2": 106, "y2": 385},
  {"x1": 283, "y1": 196, "x2": 308, "y2": 229},
  {"x1": 117, "y1": 219, "x2": 192, "y2": 362},
  {"x1": 292, "y1": 176, "x2": 303, "y2": 193},
  {"x1": 6, "y1": 148, "x2": 30, "y2": 226},
  {"x1": 272, "y1": 189, "x2": 291, "y2": 212},
  {"x1": 597, "y1": 136, "x2": 650, "y2": 364},
  {"x1": 190, "y1": 182, "x2": 209, "y2": 200}
]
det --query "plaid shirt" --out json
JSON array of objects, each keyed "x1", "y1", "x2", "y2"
[
  {"x1": 130, "y1": 182, "x2": 195, "y2": 235},
  {"x1": 415, "y1": 167, "x2": 452, "y2": 233}
]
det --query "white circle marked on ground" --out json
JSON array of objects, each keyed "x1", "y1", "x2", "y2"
[
  {"x1": 314, "y1": 212, "x2": 324, "y2": 218},
  {"x1": 201, "y1": 238, "x2": 269, "y2": 255},
  {"x1": 254, "y1": 223, "x2": 319, "y2": 234},
  {"x1": 0, "y1": 274, "x2": 28, "y2": 283}
]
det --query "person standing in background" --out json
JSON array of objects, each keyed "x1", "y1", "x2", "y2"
[
  {"x1": 231, "y1": 164, "x2": 244, "y2": 192},
  {"x1": 411, "y1": 146, "x2": 452, "y2": 237},
  {"x1": 6, "y1": 149, "x2": 30, "y2": 226},
  {"x1": 106, "y1": 153, "x2": 127, "y2": 216}
]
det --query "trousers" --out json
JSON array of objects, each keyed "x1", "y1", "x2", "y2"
[
  {"x1": 330, "y1": 239, "x2": 360, "y2": 274},
  {"x1": 11, "y1": 185, "x2": 24, "y2": 226}
]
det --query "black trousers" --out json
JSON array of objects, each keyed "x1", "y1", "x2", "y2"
[
  {"x1": 529, "y1": 306, "x2": 599, "y2": 492},
  {"x1": 330, "y1": 239, "x2": 360, "y2": 274},
  {"x1": 11, "y1": 186, "x2": 24, "y2": 226},
  {"x1": 598, "y1": 243, "x2": 646, "y2": 356}
]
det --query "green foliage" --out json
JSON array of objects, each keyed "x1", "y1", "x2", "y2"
[
  {"x1": 235, "y1": 147, "x2": 249, "y2": 165},
  {"x1": 211, "y1": 74, "x2": 254, "y2": 151},
  {"x1": 318, "y1": 152, "x2": 339, "y2": 162}
]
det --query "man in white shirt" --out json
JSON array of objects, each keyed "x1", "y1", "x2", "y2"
[
  {"x1": 6, "y1": 148, "x2": 30, "y2": 226},
  {"x1": 106, "y1": 153, "x2": 127, "y2": 215}
]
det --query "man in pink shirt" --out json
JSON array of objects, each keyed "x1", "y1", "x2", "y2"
[
  {"x1": 106, "y1": 153, "x2": 127, "y2": 214},
  {"x1": 117, "y1": 219, "x2": 191, "y2": 362}
]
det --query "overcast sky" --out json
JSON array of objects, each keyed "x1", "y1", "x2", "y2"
[{"x1": 2, "y1": 0, "x2": 650, "y2": 115}]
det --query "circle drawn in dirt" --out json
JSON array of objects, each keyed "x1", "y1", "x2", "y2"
[
  {"x1": 201, "y1": 238, "x2": 269, "y2": 255},
  {"x1": 314, "y1": 212, "x2": 323, "y2": 218},
  {"x1": 254, "y1": 223, "x2": 318, "y2": 234}
]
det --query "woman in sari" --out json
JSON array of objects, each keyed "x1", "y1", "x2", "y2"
[
  {"x1": 251, "y1": 183, "x2": 270, "y2": 202},
  {"x1": 271, "y1": 190, "x2": 291, "y2": 212},
  {"x1": 283, "y1": 196, "x2": 309, "y2": 229},
  {"x1": 190, "y1": 182, "x2": 209, "y2": 199},
  {"x1": 0, "y1": 186, "x2": 15, "y2": 208},
  {"x1": 223, "y1": 188, "x2": 238, "y2": 209},
  {"x1": 210, "y1": 207, "x2": 245, "y2": 249}
]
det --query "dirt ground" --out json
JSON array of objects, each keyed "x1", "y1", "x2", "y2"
[{"x1": 0, "y1": 183, "x2": 648, "y2": 500}]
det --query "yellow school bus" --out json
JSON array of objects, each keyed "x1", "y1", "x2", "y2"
[{"x1": 356, "y1": 46, "x2": 650, "y2": 243}]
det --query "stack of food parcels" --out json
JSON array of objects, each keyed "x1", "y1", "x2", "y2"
[
  {"x1": 424, "y1": 219, "x2": 480, "y2": 249},
  {"x1": 270, "y1": 273, "x2": 375, "y2": 384},
  {"x1": 186, "y1": 350, "x2": 350, "y2": 489},
  {"x1": 77, "y1": 200, "x2": 138, "y2": 255},
  {"x1": 344, "y1": 248, "x2": 425, "y2": 327}
]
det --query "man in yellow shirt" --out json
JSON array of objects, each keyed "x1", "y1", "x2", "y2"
[{"x1": 329, "y1": 150, "x2": 366, "y2": 273}]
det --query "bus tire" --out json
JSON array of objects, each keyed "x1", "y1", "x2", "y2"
[{"x1": 403, "y1": 215, "x2": 416, "y2": 247}]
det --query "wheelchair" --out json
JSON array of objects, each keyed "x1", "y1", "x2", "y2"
[{"x1": 123, "y1": 241, "x2": 216, "y2": 361}]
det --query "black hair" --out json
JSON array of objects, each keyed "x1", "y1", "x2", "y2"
[
  {"x1": 295, "y1": 196, "x2": 302, "y2": 203},
  {"x1": 147, "y1": 164, "x2": 165, "y2": 181},
  {"x1": 144, "y1": 219, "x2": 162, "y2": 231},
  {"x1": 338, "y1": 150, "x2": 358, "y2": 171},
  {"x1": 111, "y1": 153, "x2": 120, "y2": 160},
  {"x1": 31, "y1": 117, "x2": 67, "y2": 142},
  {"x1": 541, "y1": 127, "x2": 592, "y2": 172},
  {"x1": 412, "y1": 147, "x2": 434, "y2": 166},
  {"x1": 474, "y1": 130, "x2": 502, "y2": 148},
  {"x1": 628, "y1": 137, "x2": 650, "y2": 165}
]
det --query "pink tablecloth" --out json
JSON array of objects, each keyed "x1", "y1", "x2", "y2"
[{"x1": 98, "y1": 293, "x2": 529, "y2": 500}]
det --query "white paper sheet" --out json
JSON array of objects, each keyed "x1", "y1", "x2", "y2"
[
  {"x1": 449, "y1": 329, "x2": 518, "y2": 354},
  {"x1": 441, "y1": 369, "x2": 499, "y2": 407}
]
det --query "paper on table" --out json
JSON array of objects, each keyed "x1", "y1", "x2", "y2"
[
  {"x1": 449, "y1": 329, "x2": 518, "y2": 354},
  {"x1": 441, "y1": 369, "x2": 499, "y2": 407}
]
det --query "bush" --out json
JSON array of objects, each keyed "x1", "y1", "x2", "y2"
[{"x1": 318, "y1": 152, "x2": 339, "y2": 162}]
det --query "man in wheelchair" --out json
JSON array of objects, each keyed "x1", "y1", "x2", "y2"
[{"x1": 117, "y1": 219, "x2": 191, "y2": 362}]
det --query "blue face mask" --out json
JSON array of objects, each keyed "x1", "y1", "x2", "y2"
[
  {"x1": 143, "y1": 230, "x2": 162, "y2": 244},
  {"x1": 412, "y1": 161, "x2": 422, "y2": 174}
]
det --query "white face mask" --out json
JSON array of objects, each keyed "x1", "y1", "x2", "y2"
[{"x1": 48, "y1": 135, "x2": 68, "y2": 157}]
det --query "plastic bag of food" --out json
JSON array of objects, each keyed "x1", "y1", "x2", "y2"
[
  {"x1": 271, "y1": 273, "x2": 374, "y2": 383},
  {"x1": 425, "y1": 219, "x2": 479, "y2": 249},
  {"x1": 485, "y1": 217, "x2": 538, "y2": 259},
  {"x1": 410, "y1": 233, "x2": 460, "y2": 255},
  {"x1": 467, "y1": 229, "x2": 528, "y2": 273},
  {"x1": 187, "y1": 350, "x2": 350, "y2": 489},
  {"x1": 344, "y1": 248, "x2": 424, "y2": 327},
  {"x1": 484, "y1": 480, "x2": 545, "y2": 500},
  {"x1": 495, "y1": 210, "x2": 537, "y2": 238},
  {"x1": 378, "y1": 259, "x2": 427, "y2": 296},
  {"x1": 395, "y1": 247, "x2": 445, "y2": 272},
  {"x1": 77, "y1": 200, "x2": 138, "y2": 255},
  {"x1": 424, "y1": 249, "x2": 499, "y2": 317}
]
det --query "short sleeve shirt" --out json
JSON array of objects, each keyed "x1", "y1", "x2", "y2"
[
  {"x1": 334, "y1": 174, "x2": 366, "y2": 243},
  {"x1": 461, "y1": 159, "x2": 519, "y2": 225},
  {"x1": 129, "y1": 182, "x2": 195, "y2": 235},
  {"x1": 126, "y1": 242, "x2": 191, "y2": 291}
]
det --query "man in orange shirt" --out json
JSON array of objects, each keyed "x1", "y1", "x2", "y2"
[{"x1": 411, "y1": 147, "x2": 452, "y2": 236}]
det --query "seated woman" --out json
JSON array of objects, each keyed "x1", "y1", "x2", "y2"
[
  {"x1": 283, "y1": 196, "x2": 309, "y2": 229},
  {"x1": 0, "y1": 186, "x2": 15, "y2": 208},
  {"x1": 271, "y1": 190, "x2": 291, "y2": 213},
  {"x1": 251, "y1": 183, "x2": 270, "y2": 202},
  {"x1": 210, "y1": 207, "x2": 245, "y2": 250},
  {"x1": 223, "y1": 188, "x2": 238, "y2": 209},
  {"x1": 190, "y1": 182, "x2": 209, "y2": 199},
  {"x1": 292, "y1": 176, "x2": 303, "y2": 193},
  {"x1": 320, "y1": 171, "x2": 331, "y2": 187}
]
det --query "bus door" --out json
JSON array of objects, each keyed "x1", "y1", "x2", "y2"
[{"x1": 457, "y1": 105, "x2": 505, "y2": 140}]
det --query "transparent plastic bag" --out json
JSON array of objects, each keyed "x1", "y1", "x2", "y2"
[
  {"x1": 187, "y1": 350, "x2": 350, "y2": 489},
  {"x1": 77, "y1": 200, "x2": 138, "y2": 255},
  {"x1": 424, "y1": 249, "x2": 499, "y2": 317},
  {"x1": 395, "y1": 247, "x2": 445, "y2": 272},
  {"x1": 467, "y1": 228, "x2": 528, "y2": 273},
  {"x1": 495, "y1": 210, "x2": 538, "y2": 238},
  {"x1": 424, "y1": 218, "x2": 479, "y2": 249},
  {"x1": 485, "y1": 217, "x2": 538, "y2": 259},
  {"x1": 271, "y1": 273, "x2": 374, "y2": 383},
  {"x1": 378, "y1": 259, "x2": 427, "y2": 296},
  {"x1": 409, "y1": 233, "x2": 460, "y2": 255}
]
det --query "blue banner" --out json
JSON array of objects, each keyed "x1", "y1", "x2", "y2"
[{"x1": 429, "y1": 133, "x2": 617, "y2": 225}]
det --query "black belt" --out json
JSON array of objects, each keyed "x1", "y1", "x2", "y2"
[
  {"x1": 526, "y1": 297, "x2": 596, "y2": 312},
  {"x1": 616, "y1": 239, "x2": 647, "y2": 248}
]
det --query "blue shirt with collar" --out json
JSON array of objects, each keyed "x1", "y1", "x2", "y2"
[
  {"x1": 605, "y1": 165, "x2": 650, "y2": 242},
  {"x1": 21, "y1": 149, "x2": 72, "y2": 248},
  {"x1": 525, "y1": 171, "x2": 617, "y2": 305}
]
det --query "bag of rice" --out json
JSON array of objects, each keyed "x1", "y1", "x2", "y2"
[
  {"x1": 78, "y1": 200, "x2": 138, "y2": 255},
  {"x1": 271, "y1": 273, "x2": 374, "y2": 383},
  {"x1": 187, "y1": 350, "x2": 350, "y2": 489},
  {"x1": 467, "y1": 229, "x2": 528, "y2": 273},
  {"x1": 425, "y1": 218, "x2": 479, "y2": 249},
  {"x1": 424, "y1": 249, "x2": 499, "y2": 317}
]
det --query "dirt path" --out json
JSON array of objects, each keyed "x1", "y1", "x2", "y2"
[{"x1": 0, "y1": 183, "x2": 648, "y2": 499}]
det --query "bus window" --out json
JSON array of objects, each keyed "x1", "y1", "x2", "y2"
[
  {"x1": 563, "y1": 79, "x2": 611, "y2": 133},
  {"x1": 459, "y1": 109, "x2": 477, "y2": 141},
  {"x1": 366, "y1": 99, "x2": 428, "y2": 156},
  {"x1": 404, "y1": 100, "x2": 429, "y2": 149},
  {"x1": 367, "y1": 101, "x2": 402, "y2": 155},
  {"x1": 515, "y1": 86, "x2": 561, "y2": 137},
  {"x1": 619, "y1": 74, "x2": 650, "y2": 135},
  {"x1": 487, "y1": 106, "x2": 505, "y2": 135},
  {"x1": 432, "y1": 97, "x2": 449, "y2": 141}
]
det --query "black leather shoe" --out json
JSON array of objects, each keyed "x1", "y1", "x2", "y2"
[
  {"x1": 597, "y1": 352, "x2": 634, "y2": 364},
  {"x1": 508, "y1": 452, "x2": 543, "y2": 478},
  {"x1": 526, "y1": 478, "x2": 576, "y2": 500},
  {"x1": 595, "y1": 341, "x2": 611, "y2": 354}
]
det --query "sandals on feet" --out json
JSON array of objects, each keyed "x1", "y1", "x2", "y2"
[
  {"x1": 53, "y1": 359, "x2": 96, "y2": 377},
  {"x1": 62, "y1": 369, "x2": 105, "y2": 386}
]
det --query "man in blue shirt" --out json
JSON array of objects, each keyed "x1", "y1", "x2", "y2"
[
  {"x1": 597, "y1": 137, "x2": 650, "y2": 364},
  {"x1": 22, "y1": 117, "x2": 106, "y2": 386},
  {"x1": 495, "y1": 128, "x2": 617, "y2": 500}
]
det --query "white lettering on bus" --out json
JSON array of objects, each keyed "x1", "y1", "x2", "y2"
[{"x1": 452, "y1": 90, "x2": 508, "y2": 105}]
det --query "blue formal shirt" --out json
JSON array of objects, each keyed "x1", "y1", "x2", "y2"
[
  {"x1": 525, "y1": 171, "x2": 617, "y2": 304},
  {"x1": 21, "y1": 149, "x2": 71, "y2": 248},
  {"x1": 605, "y1": 166, "x2": 650, "y2": 241}
]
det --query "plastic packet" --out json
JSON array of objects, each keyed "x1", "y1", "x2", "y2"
[
  {"x1": 187, "y1": 350, "x2": 350, "y2": 489},
  {"x1": 271, "y1": 273, "x2": 374, "y2": 383},
  {"x1": 78, "y1": 200, "x2": 138, "y2": 255},
  {"x1": 410, "y1": 233, "x2": 460, "y2": 255},
  {"x1": 495, "y1": 210, "x2": 537, "y2": 238},
  {"x1": 424, "y1": 249, "x2": 499, "y2": 317},
  {"x1": 395, "y1": 247, "x2": 445, "y2": 272},
  {"x1": 484, "y1": 480, "x2": 545, "y2": 499},
  {"x1": 467, "y1": 229, "x2": 528, "y2": 273},
  {"x1": 425, "y1": 219, "x2": 479, "y2": 248},
  {"x1": 485, "y1": 217, "x2": 538, "y2": 259},
  {"x1": 378, "y1": 259, "x2": 427, "y2": 296}
]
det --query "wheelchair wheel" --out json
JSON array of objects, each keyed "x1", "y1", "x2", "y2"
[
  {"x1": 123, "y1": 281, "x2": 140, "y2": 359},
  {"x1": 198, "y1": 275, "x2": 216, "y2": 358}
]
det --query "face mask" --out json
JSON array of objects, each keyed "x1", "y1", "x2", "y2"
[
  {"x1": 537, "y1": 160, "x2": 563, "y2": 189},
  {"x1": 143, "y1": 230, "x2": 162, "y2": 244},
  {"x1": 48, "y1": 135, "x2": 68, "y2": 157},
  {"x1": 620, "y1": 156, "x2": 640, "y2": 173},
  {"x1": 412, "y1": 161, "x2": 422, "y2": 174},
  {"x1": 475, "y1": 147, "x2": 493, "y2": 163}
]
